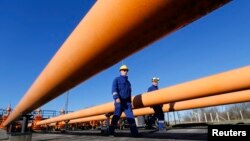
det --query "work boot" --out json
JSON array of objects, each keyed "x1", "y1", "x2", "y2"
[
  {"x1": 108, "y1": 125, "x2": 115, "y2": 137},
  {"x1": 130, "y1": 125, "x2": 140, "y2": 137},
  {"x1": 156, "y1": 121, "x2": 167, "y2": 133},
  {"x1": 158, "y1": 121, "x2": 165, "y2": 130}
]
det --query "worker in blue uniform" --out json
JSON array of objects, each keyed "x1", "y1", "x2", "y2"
[
  {"x1": 109, "y1": 65, "x2": 139, "y2": 137},
  {"x1": 147, "y1": 77, "x2": 165, "y2": 131}
]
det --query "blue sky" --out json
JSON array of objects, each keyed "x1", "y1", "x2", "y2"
[{"x1": 0, "y1": 0, "x2": 250, "y2": 119}]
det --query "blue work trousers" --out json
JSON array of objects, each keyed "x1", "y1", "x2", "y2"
[{"x1": 109, "y1": 102, "x2": 138, "y2": 136}]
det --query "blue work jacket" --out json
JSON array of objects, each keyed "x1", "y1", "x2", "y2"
[
  {"x1": 147, "y1": 85, "x2": 158, "y2": 92},
  {"x1": 112, "y1": 75, "x2": 132, "y2": 102}
]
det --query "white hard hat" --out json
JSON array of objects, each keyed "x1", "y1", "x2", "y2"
[{"x1": 152, "y1": 77, "x2": 160, "y2": 82}]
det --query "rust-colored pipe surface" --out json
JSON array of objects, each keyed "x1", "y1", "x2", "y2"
[
  {"x1": 3, "y1": 0, "x2": 230, "y2": 127},
  {"x1": 69, "y1": 89, "x2": 250, "y2": 123},
  {"x1": 36, "y1": 66, "x2": 250, "y2": 125}
]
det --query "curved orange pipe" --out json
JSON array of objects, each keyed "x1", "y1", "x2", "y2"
[
  {"x1": 36, "y1": 66, "x2": 250, "y2": 125},
  {"x1": 69, "y1": 89, "x2": 250, "y2": 124},
  {"x1": 3, "y1": 0, "x2": 230, "y2": 127}
]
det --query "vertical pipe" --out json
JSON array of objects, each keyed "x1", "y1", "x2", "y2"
[
  {"x1": 177, "y1": 112, "x2": 181, "y2": 124},
  {"x1": 194, "y1": 113, "x2": 198, "y2": 122},
  {"x1": 167, "y1": 112, "x2": 170, "y2": 125},
  {"x1": 8, "y1": 124, "x2": 12, "y2": 133},
  {"x1": 210, "y1": 113, "x2": 213, "y2": 122},
  {"x1": 21, "y1": 116, "x2": 27, "y2": 133},
  {"x1": 216, "y1": 113, "x2": 219, "y2": 122},
  {"x1": 227, "y1": 112, "x2": 230, "y2": 121},
  {"x1": 204, "y1": 113, "x2": 207, "y2": 123},
  {"x1": 198, "y1": 113, "x2": 201, "y2": 123},
  {"x1": 173, "y1": 112, "x2": 176, "y2": 125},
  {"x1": 239, "y1": 110, "x2": 244, "y2": 120}
]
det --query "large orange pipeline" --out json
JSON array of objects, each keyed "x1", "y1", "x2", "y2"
[
  {"x1": 3, "y1": 0, "x2": 230, "y2": 127},
  {"x1": 36, "y1": 66, "x2": 250, "y2": 126},
  {"x1": 69, "y1": 89, "x2": 250, "y2": 124}
]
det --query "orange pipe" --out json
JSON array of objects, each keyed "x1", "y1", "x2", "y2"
[
  {"x1": 49, "y1": 123, "x2": 56, "y2": 126},
  {"x1": 32, "y1": 115, "x2": 43, "y2": 130},
  {"x1": 0, "y1": 115, "x2": 9, "y2": 129},
  {"x1": 36, "y1": 66, "x2": 250, "y2": 125},
  {"x1": 3, "y1": 0, "x2": 230, "y2": 127},
  {"x1": 69, "y1": 89, "x2": 250, "y2": 124}
]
